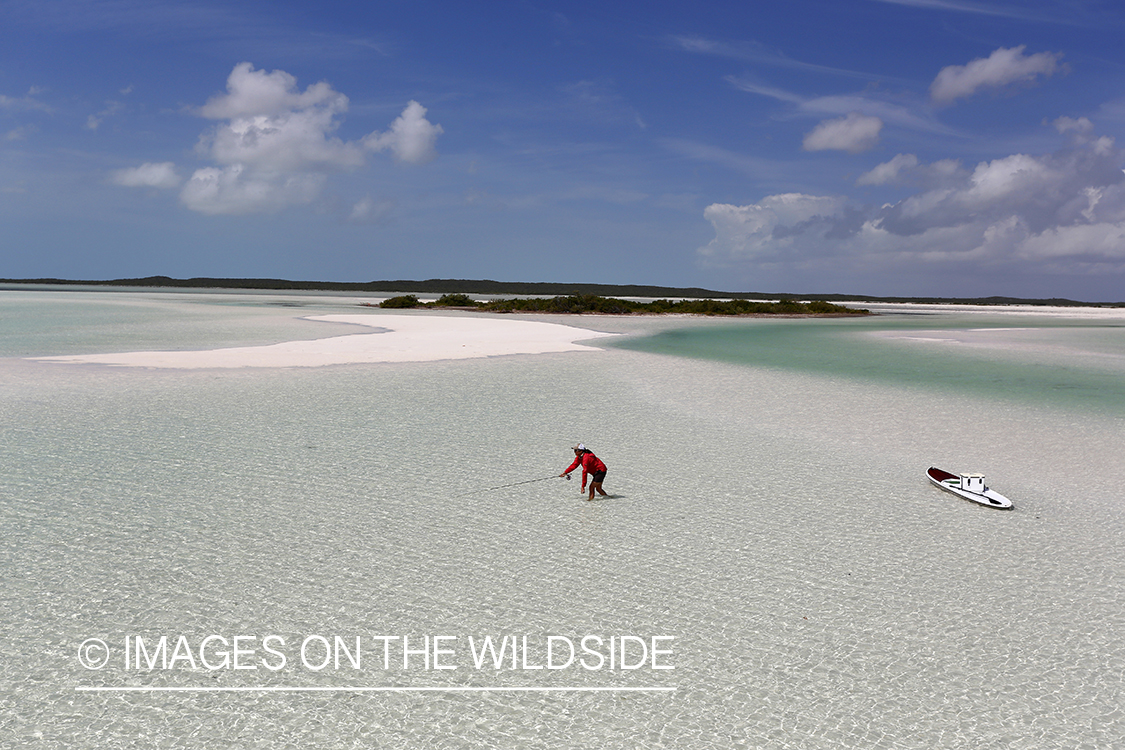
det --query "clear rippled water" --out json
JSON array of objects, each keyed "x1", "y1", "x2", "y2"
[{"x1": 1, "y1": 290, "x2": 1123, "y2": 749}]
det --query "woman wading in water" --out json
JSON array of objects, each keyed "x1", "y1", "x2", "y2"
[{"x1": 560, "y1": 444, "x2": 608, "y2": 501}]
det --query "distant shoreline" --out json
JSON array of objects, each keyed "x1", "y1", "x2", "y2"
[{"x1": 1, "y1": 276, "x2": 1120, "y2": 307}]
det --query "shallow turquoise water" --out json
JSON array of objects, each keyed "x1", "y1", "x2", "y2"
[
  {"x1": 2, "y1": 292, "x2": 1124, "y2": 749},
  {"x1": 612, "y1": 315, "x2": 1125, "y2": 416},
  {"x1": 0, "y1": 288, "x2": 371, "y2": 357}
]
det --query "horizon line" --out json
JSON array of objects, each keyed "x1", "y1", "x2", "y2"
[{"x1": 1, "y1": 276, "x2": 1116, "y2": 306}]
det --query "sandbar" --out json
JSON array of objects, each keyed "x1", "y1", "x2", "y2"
[{"x1": 29, "y1": 314, "x2": 617, "y2": 368}]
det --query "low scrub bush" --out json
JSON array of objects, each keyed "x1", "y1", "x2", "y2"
[
  {"x1": 379, "y1": 294, "x2": 421, "y2": 308},
  {"x1": 434, "y1": 293, "x2": 480, "y2": 307}
]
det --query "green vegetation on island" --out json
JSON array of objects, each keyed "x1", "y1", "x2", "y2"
[{"x1": 376, "y1": 293, "x2": 868, "y2": 316}]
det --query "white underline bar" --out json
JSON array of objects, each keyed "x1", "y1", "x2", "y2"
[{"x1": 76, "y1": 686, "x2": 676, "y2": 693}]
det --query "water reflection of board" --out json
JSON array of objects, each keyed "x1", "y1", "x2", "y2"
[{"x1": 927, "y1": 467, "x2": 1013, "y2": 509}]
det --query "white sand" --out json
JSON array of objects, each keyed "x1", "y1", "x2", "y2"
[
  {"x1": 6, "y1": 295, "x2": 1125, "y2": 748},
  {"x1": 29, "y1": 313, "x2": 618, "y2": 368}
]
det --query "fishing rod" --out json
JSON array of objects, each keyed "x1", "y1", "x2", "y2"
[{"x1": 452, "y1": 474, "x2": 569, "y2": 499}]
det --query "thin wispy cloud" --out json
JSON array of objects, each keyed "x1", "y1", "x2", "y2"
[
  {"x1": 85, "y1": 100, "x2": 124, "y2": 130},
  {"x1": 726, "y1": 77, "x2": 960, "y2": 136},
  {"x1": 867, "y1": 0, "x2": 1077, "y2": 24},
  {"x1": 5, "y1": 126, "x2": 36, "y2": 141},
  {"x1": 1, "y1": 1, "x2": 396, "y2": 60},
  {"x1": 558, "y1": 80, "x2": 648, "y2": 129},
  {"x1": 0, "y1": 89, "x2": 52, "y2": 113},
  {"x1": 1, "y1": 0, "x2": 253, "y2": 35},
  {"x1": 669, "y1": 35, "x2": 897, "y2": 82},
  {"x1": 801, "y1": 94, "x2": 960, "y2": 136},
  {"x1": 658, "y1": 138, "x2": 794, "y2": 180},
  {"x1": 724, "y1": 77, "x2": 806, "y2": 105}
]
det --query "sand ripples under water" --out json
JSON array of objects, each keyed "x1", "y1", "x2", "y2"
[{"x1": 1, "y1": 292, "x2": 1123, "y2": 748}]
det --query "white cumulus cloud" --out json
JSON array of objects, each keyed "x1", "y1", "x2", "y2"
[
  {"x1": 110, "y1": 162, "x2": 181, "y2": 189},
  {"x1": 115, "y1": 63, "x2": 443, "y2": 216},
  {"x1": 700, "y1": 125, "x2": 1125, "y2": 279},
  {"x1": 1051, "y1": 116, "x2": 1115, "y2": 155},
  {"x1": 700, "y1": 194, "x2": 847, "y2": 262},
  {"x1": 199, "y1": 63, "x2": 345, "y2": 120},
  {"x1": 362, "y1": 100, "x2": 443, "y2": 165},
  {"x1": 802, "y1": 112, "x2": 883, "y2": 153},
  {"x1": 930, "y1": 46, "x2": 1061, "y2": 104},
  {"x1": 857, "y1": 154, "x2": 920, "y2": 185},
  {"x1": 858, "y1": 154, "x2": 967, "y2": 188},
  {"x1": 180, "y1": 165, "x2": 326, "y2": 216}
]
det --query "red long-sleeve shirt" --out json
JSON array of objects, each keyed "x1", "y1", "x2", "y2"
[{"x1": 563, "y1": 452, "x2": 607, "y2": 489}]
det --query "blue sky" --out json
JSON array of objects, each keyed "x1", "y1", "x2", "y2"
[{"x1": 2, "y1": 0, "x2": 1125, "y2": 300}]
